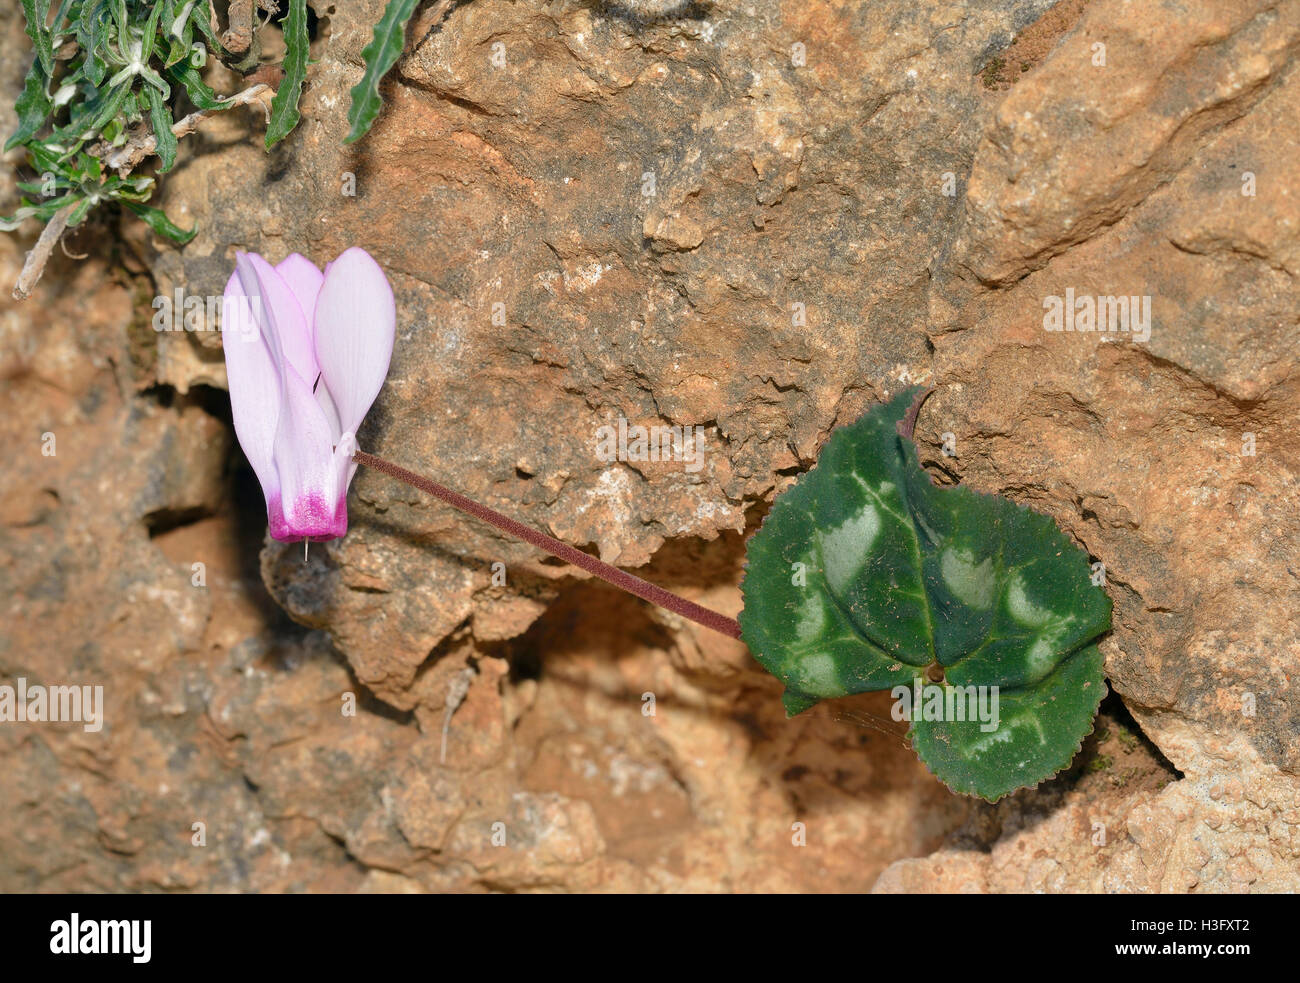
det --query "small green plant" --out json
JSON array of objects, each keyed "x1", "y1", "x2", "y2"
[
  {"x1": 4, "y1": 0, "x2": 478, "y2": 295},
  {"x1": 3, "y1": 0, "x2": 311, "y2": 297},
  {"x1": 1087, "y1": 752, "x2": 1113, "y2": 773},
  {"x1": 738, "y1": 388, "x2": 1113, "y2": 801},
  {"x1": 1116, "y1": 723, "x2": 1140, "y2": 753}
]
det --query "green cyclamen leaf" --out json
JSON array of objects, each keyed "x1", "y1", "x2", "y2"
[
  {"x1": 738, "y1": 387, "x2": 1112, "y2": 801},
  {"x1": 124, "y1": 200, "x2": 197, "y2": 244},
  {"x1": 145, "y1": 85, "x2": 177, "y2": 172},
  {"x1": 908, "y1": 644, "x2": 1106, "y2": 801},
  {"x1": 344, "y1": 0, "x2": 421, "y2": 145},
  {"x1": 22, "y1": 0, "x2": 55, "y2": 75},
  {"x1": 265, "y1": 0, "x2": 309, "y2": 148}
]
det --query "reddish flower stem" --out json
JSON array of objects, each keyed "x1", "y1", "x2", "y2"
[{"x1": 353, "y1": 449, "x2": 743, "y2": 640}]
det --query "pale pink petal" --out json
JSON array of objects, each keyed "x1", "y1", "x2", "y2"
[
  {"x1": 277, "y1": 251, "x2": 341, "y2": 443},
  {"x1": 313, "y1": 247, "x2": 395, "y2": 436},
  {"x1": 275, "y1": 253, "x2": 325, "y2": 332},
  {"x1": 276, "y1": 250, "x2": 338, "y2": 439},
  {"x1": 221, "y1": 270, "x2": 281, "y2": 507},
  {"x1": 270, "y1": 363, "x2": 346, "y2": 541},
  {"x1": 330, "y1": 432, "x2": 359, "y2": 527},
  {"x1": 314, "y1": 376, "x2": 343, "y2": 445},
  {"x1": 235, "y1": 252, "x2": 318, "y2": 386}
]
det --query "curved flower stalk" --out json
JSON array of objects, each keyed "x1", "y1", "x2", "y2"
[
  {"x1": 224, "y1": 247, "x2": 743, "y2": 637},
  {"x1": 223, "y1": 247, "x2": 395, "y2": 541}
]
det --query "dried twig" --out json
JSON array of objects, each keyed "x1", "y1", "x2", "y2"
[
  {"x1": 13, "y1": 203, "x2": 76, "y2": 301},
  {"x1": 440, "y1": 668, "x2": 475, "y2": 765},
  {"x1": 222, "y1": 0, "x2": 256, "y2": 55},
  {"x1": 103, "y1": 83, "x2": 272, "y2": 175},
  {"x1": 59, "y1": 234, "x2": 88, "y2": 260}
]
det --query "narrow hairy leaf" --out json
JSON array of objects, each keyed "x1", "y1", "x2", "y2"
[
  {"x1": 166, "y1": 61, "x2": 229, "y2": 111},
  {"x1": 145, "y1": 85, "x2": 177, "y2": 171},
  {"x1": 0, "y1": 193, "x2": 76, "y2": 230},
  {"x1": 77, "y1": 151, "x2": 103, "y2": 182},
  {"x1": 109, "y1": 0, "x2": 129, "y2": 39},
  {"x1": 51, "y1": 0, "x2": 76, "y2": 38},
  {"x1": 186, "y1": 0, "x2": 220, "y2": 48},
  {"x1": 16, "y1": 177, "x2": 67, "y2": 195},
  {"x1": 5, "y1": 59, "x2": 52, "y2": 151},
  {"x1": 165, "y1": 37, "x2": 190, "y2": 67},
  {"x1": 165, "y1": 2, "x2": 202, "y2": 71},
  {"x1": 107, "y1": 174, "x2": 155, "y2": 202},
  {"x1": 168, "y1": 0, "x2": 198, "y2": 41},
  {"x1": 265, "y1": 0, "x2": 309, "y2": 148},
  {"x1": 78, "y1": 81, "x2": 131, "y2": 146},
  {"x1": 124, "y1": 200, "x2": 197, "y2": 243},
  {"x1": 77, "y1": 0, "x2": 110, "y2": 86},
  {"x1": 22, "y1": 0, "x2": 55, "y2": 75},
  {"x1": 344, "y1": 0, "x2": 421, "y2": 145},
  {"x1": 66, "y1": 194, "x2": 95, "y2": 227},
  {"x1": 140, "y1": 0, "x2": 167, "y2": 63},
  {"x1": 53, "y1": 80, "x2": 129, "y2": 159},
  {"x1": 739, "y1": 387, "x2": 1112, "y2": 800},
  {"x1": 28, "y1": 142, "x2": 62, "y2": 174}
]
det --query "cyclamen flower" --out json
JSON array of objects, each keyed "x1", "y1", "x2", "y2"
[{"x1": 222, "y1": 248, "x2": 395, "y2": 542}]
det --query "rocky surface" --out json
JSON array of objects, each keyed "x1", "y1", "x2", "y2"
[{"x1": 1, "y1": 0, "x2": 1297, "y2": 891}]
